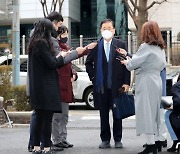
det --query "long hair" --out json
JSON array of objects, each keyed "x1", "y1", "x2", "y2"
[
  {"x1": 141, "y1": 21, "x2": 165, "y2": 49},
  {"x1": 28, "y1": 18, "x2": 54, "y2": 54}
]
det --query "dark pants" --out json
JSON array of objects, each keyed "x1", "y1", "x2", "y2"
[
  {"x1": 99, "y1": 89, "x2": 122, "y2": 142},
  {"x1": 28, "y1": 111, "x2": 45, "y2": 148},
  {"x1": 170, "y1": 112, "x2": 180, "y2": 139},
  {"x1": 32, "y1": 109, "x2": 53, "y2": 147},
  {"x1": 28, "y1": 111, "x2": 36, "y2": 148}
]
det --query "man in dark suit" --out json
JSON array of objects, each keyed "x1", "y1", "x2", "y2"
[
  {"x1": 165, "y1": 74, "x2": 180, "y2": 152},
  {"x1": 85, "y1": 19, "x2": 130, "y2": 149}
]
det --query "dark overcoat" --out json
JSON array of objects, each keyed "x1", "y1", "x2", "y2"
[
  {"x1": 172, "y1": 81, "x2": 180, "y2": 113},
  {"x1": 85, "y1": 38, "x2": 131, "y2": 109},
  {"x1": 28, "y1": 40, "x2": 64, "y2": 112},
  {"x1": 170, "y1": 81, "x2": 180, "y2": 139}
]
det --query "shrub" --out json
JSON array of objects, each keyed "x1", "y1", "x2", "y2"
[
  {"x1": 0, "y1": 65, "x2": 31, "y2": 111},
  {"x1": 12, "y1": 85, "x2": 31, "y2": 111},
  {"x1": 0, "y1": 65, "x2": 13, "y2": 102}
]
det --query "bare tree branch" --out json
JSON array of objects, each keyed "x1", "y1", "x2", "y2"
[
  {"x1": 50, "y1": 0, "x2": 57, "y2": 12},
  {"x1": 130, "y1": 0, "x2": 139, "y2": 10},
  {"x1": 39, "y1": 0, "x2": 64, "y2": 16},
  {"x1": 59, "y1": 0, "x2": 64, "y2": 13},
  {"x1": 146, "y1": 0, "x2": 167, "y2": 10},
  {"x1": 123, "y1": 0, "x2": 138, "y2": 28},
  {"x1": 133, "y1": 0, "x2": 138, "y2": 14},
  {"x1": 123, "y1": 0, "x2": 133, "y2": 17},
  {"x1": 39, "y1": 0, "x2": 48, "y2": 17}
]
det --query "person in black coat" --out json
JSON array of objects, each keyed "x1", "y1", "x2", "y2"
[
  {"x1": 28, "y1": 18, "x2": 67, "y2": 154},
  {"x1": 85, "y1": 19, "x2": 131, "y2": 149},
  {"x1": 165, "y1": 74, "x2": 180, "y2": 153}
]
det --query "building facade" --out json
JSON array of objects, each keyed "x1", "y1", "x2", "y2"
[
  {"x1": 1, "y1": 0, "x2": 180, "y2": 53},
  {"x1": 0, "y1": 0, "x2": 128, "y2": 53}
]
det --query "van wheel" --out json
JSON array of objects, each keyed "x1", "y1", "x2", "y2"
[{"x1": 84, "y1": 88, "x2": 94, "y2": 109}]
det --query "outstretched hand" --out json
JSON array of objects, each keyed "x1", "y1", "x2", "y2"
[
  {"x1": 120, "y1": 56, "x2": 131, "y2": 65},
  {"x1": 116, "y1": 48, "x2": 127, "y2": 56},
  {"x1": 76, "y1": 47, "x2": 86, "y2": 55},
  {"x1": 60, "y1": 51, "x2": 70, "y2": 57},
  {"x1": 85, "y1": 42, "x2": 98, "y2": 50},
  {"x1": 56, "y1": 51, "x2": 70, "y2": 58},
  {"x1": 122, "y1": 84, "x2": 130, "y2": 92}
]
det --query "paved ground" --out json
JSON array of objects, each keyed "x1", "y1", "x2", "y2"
[{"x1": 0, "y1": 109, "x2": 174, "y2": 154}]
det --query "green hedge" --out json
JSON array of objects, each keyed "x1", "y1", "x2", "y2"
[
  {"x1": 12, "y1": 85, "x2": 31, "y2": 111},
  {"x1": 0, "y1": 65, "x2": 13, "y2": 101},
  {"x1": 0, "y1": 65, "x2": 31, "y2": 111}
]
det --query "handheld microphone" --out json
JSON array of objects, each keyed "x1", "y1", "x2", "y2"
[{"x1": 112, "y1": 43, "x2": 127, "y2": 60}]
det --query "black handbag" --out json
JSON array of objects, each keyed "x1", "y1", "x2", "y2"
[{"x1": 113, "y1": 92, "x2": 135, "y2": 119}]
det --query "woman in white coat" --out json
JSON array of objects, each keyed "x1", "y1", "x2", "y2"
[{"x1": 121, "y1": 21, "x2": 166, "y2": 154}]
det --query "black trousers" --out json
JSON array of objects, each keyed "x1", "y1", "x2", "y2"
[
  {"x1": 170, "y1": 112, "x2": 180, "y2": 139},
  {"x1": 99, "y1": 89, "x2": 122, "y2": 142},
  {"x1": 33, "y1": 109, "x2": 54, "y2": 147}
]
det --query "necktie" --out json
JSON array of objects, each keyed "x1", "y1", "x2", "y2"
[
  {"x1": 107, "y1": 42, "x2": 112, "y2": 88},
  {"x1": 106, "y1": 42, "x2": 110, "y2": 61}
]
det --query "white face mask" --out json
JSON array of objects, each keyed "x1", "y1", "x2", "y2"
[{"x1": 101, "y1": 30, "x2": 113, "y2": 40}]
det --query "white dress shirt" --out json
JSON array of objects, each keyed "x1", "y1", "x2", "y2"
[{"x1": 104, "y1": 39, "x2": 112, "y2": 62}]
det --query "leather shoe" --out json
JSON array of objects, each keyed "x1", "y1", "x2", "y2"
[
  {"x1": 178, "y1": 144, "x2": 180, "y2": 154},
  {"x1": 54, "y1": 141, "x2": 69, "y2": 148},
  {"x1": 99, "y1": 141, "x2": 111, "y2": 149},
  {"x1": 62, "y1": 140, "x2": 73, "y2": 148},
  {"x1": 51, "y1": 145, "x2": 64, "y2": 151},
  {"x1": 143, "y1": 140, "x2": 167, "y2": 148},
  {"x1": 28, "y1": 145, "x2": 33, "y2": 152},
  {"x1": 167, "y1": 140, "x2": 179, "y2": 152},
  {"x1": 115, "y1": 142, "x2": 123, "y2": 148}
]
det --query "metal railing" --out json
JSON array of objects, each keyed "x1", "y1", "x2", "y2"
[{"x1": 1, "y1": 32, "x2": 180, "y2": 66}]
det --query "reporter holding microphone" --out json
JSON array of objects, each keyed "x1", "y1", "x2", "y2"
[{"x1": 119, "y1": 21, "x2": 166, "y2": 154}]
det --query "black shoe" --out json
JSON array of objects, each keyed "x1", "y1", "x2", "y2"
[
  {"x1": 99, "y1": 141, "x2": 111, "y2": 149},
  {"x1": 54, "y1": 141, "x2": 69, "y2": 148},
  {"x1": 138, "y1": 144, "x2": 157, "y2": 154},
  {"x1": 155, "y1": 141, "x2": 163, "y2": 152},
  {"x1": 178, "y1": 144, "x2": 180, "y2": 154},
  {"x1": 162, "y1": 140, "x2": 167, "y2": 148},
  {"x1": 28, "y1": 146, "x2": 33, "y2": 152},
  {"x1": 51, "y1": 145, "x2": 64, "y2": 151},
  {"x1": 115, "y1": 142, "x2": 123, "y2": 148},
  {"x1": 62, "y1": 140, "x2": 73, "y2": 148},
  {"x1": 167, "y1": 140, "x2": 179, "y2": 152},
  {"x1": 143, "y1": 140, "x2": 167, "y2": 148}
]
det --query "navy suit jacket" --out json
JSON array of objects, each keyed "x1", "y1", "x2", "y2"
[
  {"x1": 85, "y1": 38, "x2": 131, "y2": 109},
  {"x1": 172, "y1": 81, "x2": 180, "y2": 113}
]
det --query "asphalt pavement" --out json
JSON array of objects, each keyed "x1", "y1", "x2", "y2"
[{"x1": 0, "y1": 109, "x2": 174, "y2": 154}]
